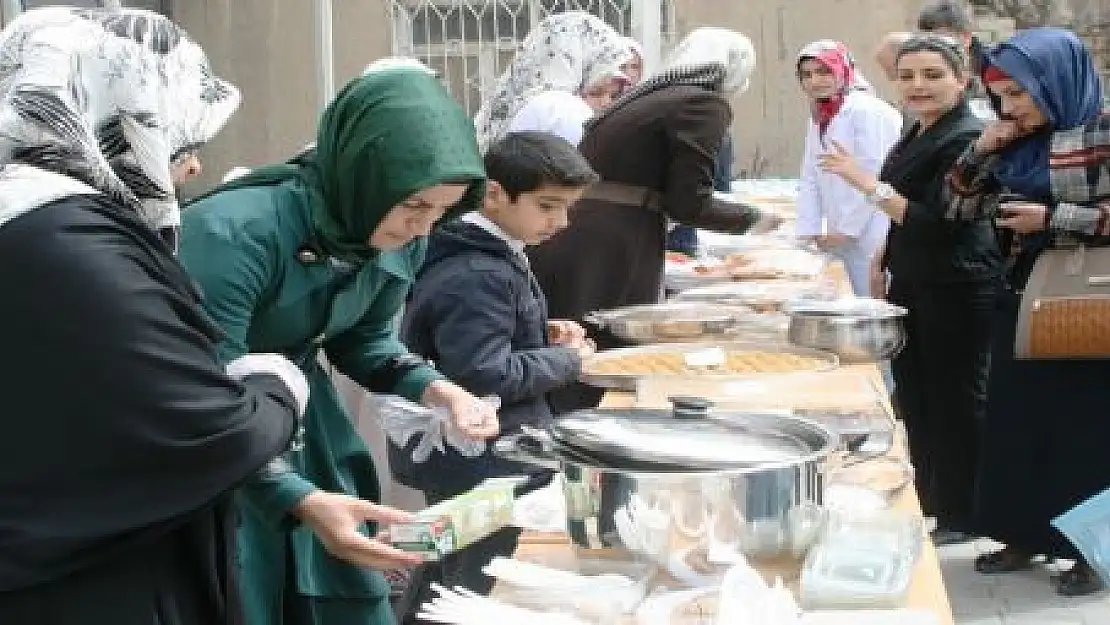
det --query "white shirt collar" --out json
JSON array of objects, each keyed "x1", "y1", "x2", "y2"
[{"x1": 460, "y1": 211, "x2": 528, "y2": 260}]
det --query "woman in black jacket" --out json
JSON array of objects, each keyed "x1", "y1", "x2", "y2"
[
  {"x1": 0, "y1": 9, "x2": 307, "y2": 625},
  {"x1": 820, "y1": 34, "x2": 1001, "y2": 544}
]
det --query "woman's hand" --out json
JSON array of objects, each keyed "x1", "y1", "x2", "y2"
[
  {"x1": 997, "y1": 201, "x2": 1049, "y2": 234},
  {"x1": 817, "y1": 141, "x2": 876, "y2": 193},
  {"x1": 421, "y1": 379, "x2": 500, "y2": 440},
  {"x1": 975, "y1": 121, "x2": 1022, "y2": 155},
  {"x1": 293, "y1": 490, "x2": 423, "y2": 569}
]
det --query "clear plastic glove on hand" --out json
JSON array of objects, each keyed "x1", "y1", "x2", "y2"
[{"x1": 380, "y1": 394, "x2": 496, "y2": 463}]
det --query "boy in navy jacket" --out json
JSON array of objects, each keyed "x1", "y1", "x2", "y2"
[{"x1": 394, "y1": 131, "x2": 597, "y2": 608}]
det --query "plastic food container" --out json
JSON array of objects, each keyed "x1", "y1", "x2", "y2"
[{"x1": 799, "y1": 511, "x2": 924, "y2": 609}]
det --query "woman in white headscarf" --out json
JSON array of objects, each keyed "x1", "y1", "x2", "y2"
[
  {"x1": 621, "y1": 35, "x2": 645, "y2": 85},
  {"x1": 528, "y1": 27, "x2": 783, "y2": 412},
  {"x1": 474, "y1": 11, "x2": 630, "y2": 150},
  {"x1": 0, "y1": 8, "x2": 309, "y2": 625}
]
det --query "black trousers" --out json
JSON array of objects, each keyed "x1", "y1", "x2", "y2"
[{"x1": 888, "y1": 278, "x2": 997, "y2": 532}]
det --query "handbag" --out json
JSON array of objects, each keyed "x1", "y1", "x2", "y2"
[{"x1": 1015, "y1": 241, "x2": 1110, "y2": 359}]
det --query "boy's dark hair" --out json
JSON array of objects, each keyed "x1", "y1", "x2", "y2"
[
  {"x1": 916, "y1": 1, "x2": 973, "y2": 33},
  {"x1": 483, "y1": 131, "x2": 598, "y2": 201}
]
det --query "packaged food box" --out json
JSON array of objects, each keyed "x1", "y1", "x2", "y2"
[{"x1": 391, "y1": 477, "x2": 521, "y2": 559}]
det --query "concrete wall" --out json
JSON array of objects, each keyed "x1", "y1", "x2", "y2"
[
  {"x1": 175, "y1": 0, "x2": 920, "y2": 186},
  {"x1": 173, "y1": 0, "x2": 394, "y2": 193}
]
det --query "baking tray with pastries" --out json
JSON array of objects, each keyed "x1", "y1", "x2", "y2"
[
  {"x1": 580, "y1": 342, "x2": 839, "y2": 391},
  {"x1": 665, "y1": 246, "x2": 829, "y2": 291}
]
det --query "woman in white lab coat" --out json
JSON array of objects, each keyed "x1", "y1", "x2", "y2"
[{"x1": 795, "y1": 40, "x2": 902, "y2": 296}]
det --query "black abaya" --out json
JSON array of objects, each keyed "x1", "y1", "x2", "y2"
[
  {"x1": 0, "y1": 196, "x2": 298, "y2": 624},
  {"x1": 974, "y1": 289, "x2": 1110, "y2": 558}
]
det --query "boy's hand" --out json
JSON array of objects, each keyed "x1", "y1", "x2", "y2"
[
  {"x1": 575, "y1": 338, "x2": 597, "y2": 360},
  {"x1": 547, "y1": 319, "x2": 587, "y2": 346}
]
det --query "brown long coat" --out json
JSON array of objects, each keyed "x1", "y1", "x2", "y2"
[{"x1": 527, "y1": 84, "x2": 759, "y2": 412}]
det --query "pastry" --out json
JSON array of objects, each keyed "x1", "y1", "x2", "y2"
[
  {"x1": 652, "y1": 320, "x2": 706, "y2": 338},
  {"x1": 586, "y1": 350, "x2": 828, "y2": 376}
]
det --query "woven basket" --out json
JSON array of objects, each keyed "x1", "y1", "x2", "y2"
[{"x1": 1026, "y1": 297, "x2": 1110, "y2": 358}]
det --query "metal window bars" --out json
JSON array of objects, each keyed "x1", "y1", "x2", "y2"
[{"x1": 387, "y1": 0, "x2": 675, "y2": 114}]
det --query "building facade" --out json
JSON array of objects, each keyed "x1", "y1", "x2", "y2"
[{"x1": 172, "y1": 0, "x2": 925, "y2": 187}]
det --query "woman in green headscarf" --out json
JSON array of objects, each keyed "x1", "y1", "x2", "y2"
[{"x1": 178, "y1": 64, "x2": 495, "y2": 625}]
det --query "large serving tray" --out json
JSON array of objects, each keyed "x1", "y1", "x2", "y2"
[{"x1": 580, "y1": 341, "x2": 840, "y2": 391}]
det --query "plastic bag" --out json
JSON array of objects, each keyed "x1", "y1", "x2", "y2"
[
  {"x1": 512, "y1": 474, "x2": 568, "y2": 533},
  {"x1": 378, "y1": 394, "x2": 494, "y2": 462},
  {"x1": 716, "y1": 555, "x2": 801, "y2": 625},
  {"x1": 1053, "y1": 486, "x2": 1110, "y2": 583}
]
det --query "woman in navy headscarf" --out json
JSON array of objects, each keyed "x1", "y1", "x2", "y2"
[{"x1": 948, "y1": 27, "x2": 1109, "y2": 596}]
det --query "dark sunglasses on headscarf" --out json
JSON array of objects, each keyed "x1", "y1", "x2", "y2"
[{"x1": 898, "y1": 33, "x2": 969, "y2": 70}]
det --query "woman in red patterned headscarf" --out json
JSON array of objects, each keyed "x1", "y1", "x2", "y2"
[{"x1": 794, "y1": 40, "x2": 902, "y2": 297}]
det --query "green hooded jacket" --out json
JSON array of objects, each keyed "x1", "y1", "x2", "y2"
[{"x1": 177, "y1": 69, "x2": 485, "y2": 619}]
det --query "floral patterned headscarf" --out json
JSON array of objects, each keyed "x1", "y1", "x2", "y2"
[
  {"x1": 474, "y1": 11, "x2": 630, "y2": 153},
  {"x1": 0, "y1": 7, "x2": 239, "y2": 236}
]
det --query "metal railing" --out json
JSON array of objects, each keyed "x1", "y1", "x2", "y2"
[{"x1": 388, "y1": 0, "x2": 675, "y2": 114}]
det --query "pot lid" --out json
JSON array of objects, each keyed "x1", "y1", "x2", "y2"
[
  {"x1": 550, "y1": 397, "x2": 832, "y2": 470},
  {"x1": 784, "y1": 297, "x2": 907, "y2": 318},
  {"x1": 585, "y1": 302, "x2": 749, "y2": 325}
]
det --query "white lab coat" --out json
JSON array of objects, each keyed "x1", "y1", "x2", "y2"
[{"x1": 796, "y1": 90, "x2": 902, "y2": 296}]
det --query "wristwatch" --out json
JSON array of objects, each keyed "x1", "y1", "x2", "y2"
[{"x1": 867, "y1": 182, "x2": 896, "y2": 205}]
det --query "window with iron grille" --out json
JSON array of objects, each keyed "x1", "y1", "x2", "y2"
[{"x1": 389, "y1": 0, "x2": 673, "y2": 114}]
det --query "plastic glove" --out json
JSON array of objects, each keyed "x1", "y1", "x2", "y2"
[
  {"x1": 379, "y1": 395, "x2": 491, "y2": 463},
  {"x1": 225, "y1": 353, "x2": 310, "y2": 417}
]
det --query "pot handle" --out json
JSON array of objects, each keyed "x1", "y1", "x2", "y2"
[
  {"x1": 491, "y1": 426, "x2": 563, "y2": 471},
  {"x1": 582, "y1": 311, "x2": 607, "y2": 328}
]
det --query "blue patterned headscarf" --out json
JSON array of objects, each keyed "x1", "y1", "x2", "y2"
[{"x1": 985, "y1": 28, "x2": 1103, "y2": 200}]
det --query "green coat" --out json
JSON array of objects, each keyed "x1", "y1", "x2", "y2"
[{"x1": 178, "y1": 68, "x2": 485, "y2": 625}]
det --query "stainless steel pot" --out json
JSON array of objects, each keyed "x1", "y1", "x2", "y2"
[
  {"x1": 494, "y1": 398, "x2": 837, "y2": 564},
  {"x1": 583, "y1": 302, "x2": 753, "y2": 344},
  {"x1": 784, "y1": 298, "x2": 908, "y2": 364}
]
